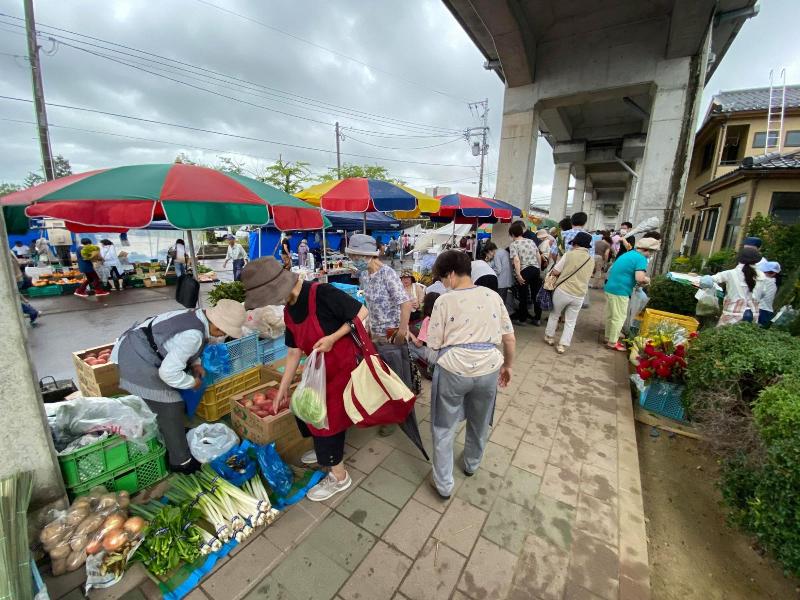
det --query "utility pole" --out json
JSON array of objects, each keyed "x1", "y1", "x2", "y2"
[
  {"x1": 24, "y1": 0, "x2": 55, "y2": 181},
  {"x1": 335, "y1": 121, "x2": 342, "y2": 179},
  {"x1": 466, "y1": 99, "x2": 489, "y2": 196}
]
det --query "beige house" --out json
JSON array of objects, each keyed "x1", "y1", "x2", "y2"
[{"x1": 676, "y1": 85, "x2": 800, "y2": 257}]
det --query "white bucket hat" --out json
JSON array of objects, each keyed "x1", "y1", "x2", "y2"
[
  {"x1": 346, "y1": 234, "x2": 379, "y2": 257},
  {"x1": 205, "y1": 299, "x2": 246, "y2": 339}
]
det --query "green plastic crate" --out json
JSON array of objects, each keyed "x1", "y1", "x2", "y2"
[
  {"x1": 68, "y1": 447, "x2": 168, "y2": 500},
  {"x1": 26, "y1": 285, "x2": 62, "y2": 297},
  {"x1": 58, "y1": 435, "x2": 162, "y2": 488}
]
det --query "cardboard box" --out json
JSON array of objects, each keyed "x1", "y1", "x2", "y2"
[
  {"x1": 143, "y1": 277, "x2": 166, "y2": 288},
  {"x1": 230, "y1": 377, "x2": 301, "y2": 449},
  {"x1": 72, "y1": 343, "x2": 125, "y2": 397}
]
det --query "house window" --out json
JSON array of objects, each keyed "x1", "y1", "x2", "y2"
[
  {"x1": 753, "y1": 131, "x2": 779, "y2": 149},
  {"x1": 703, "y1": 207, "x2": 719, "y2": 240},
  {"x1": 699, "y1": 141, "x2": 715, "y2": 171},
  {"x1": 722, "y1": 195, "x2": 747, "y2": 248},
  {"x1": 770, "y1": 192, "x2": 800, "y2": 224},
  {"x1": 785, "y1": 131, "x2": 800, "y2": 147}
]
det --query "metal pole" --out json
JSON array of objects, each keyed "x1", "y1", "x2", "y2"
[
  {"x1": 335, "y1": 121, "x2": 342, "y2": 179},
  {"x1": 24, "y1": 0, "x2": 55, "y2": 181},
  {"x1": 321, "y1": 212, "x2": 328, "y2": 273},
  {"x1": 186, "y1": 230, "x2": 199, "y2": 281},
  {"x1": 363, "y1": 212, "x2": 367, "y2": 234},
  {"x1": 258, "y1": 226, "x2": 262, "y2": 258},
  {"x1": 473, "y1": 219, "x2": 478, "y2": 259}
]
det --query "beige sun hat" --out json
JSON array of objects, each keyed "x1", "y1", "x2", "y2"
[
  {"x1": 205, "y1": 299, "x2": 246, "y2": 339},
  {"x1": 635, "y1": 237, "x2": 661, "y2": 251}
]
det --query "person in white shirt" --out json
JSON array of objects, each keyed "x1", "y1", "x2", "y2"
[
  {"x1": 170, "y1": 238, "x2": 187, "y2": 277},
  {"x1": 111, "y1": 301, "x2": 245, "y2": 473},
  {"x1": 487, "y1": 242, "x2": 513, "y2": 310},
  {"x1": 223, "y1": 234, "x2": 248, "y2": 281},
  {"x1": 471, "y1": 244, "x2": 499, "y2": 292},
  {"x1": 700, "y1": 247, "x2": 767, "y2": 326},
  {"x1": 11, "y1": 241, "x2": 30, "y2": 258},
  {"x1": 99, "y1": 239, "x2": 124, "y2": 291},
  {"x1": 756, "y1": 261, "x2": 780, "y2": 327}
]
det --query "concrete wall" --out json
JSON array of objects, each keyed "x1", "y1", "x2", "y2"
[{"x1": 0, "y1": 219, "x2": 65, "y2": 506}]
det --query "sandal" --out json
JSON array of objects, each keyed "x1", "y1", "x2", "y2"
[
  {"x1": 556, "y1": 344, "x2": 566, "y2": 354},
  {"x1": 607, "y1": 342, "x2": 626, "y2": 352},
  {"x1": 544, "y1": 336, "x2": 555, "y2": 346}
]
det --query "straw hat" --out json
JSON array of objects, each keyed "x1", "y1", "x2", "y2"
[
  {"x1": 241, "y1": 257, "x2": 299, "y2": 309},
  {"x1": 635, "y1": 237, "x2": 661, "y2": 251},
  {"x1": 205, "y1": 299, "x2": 245, "y2": 339},
  {"x1": 400, "y1": 269, "x2": 416, "y2": 282}
]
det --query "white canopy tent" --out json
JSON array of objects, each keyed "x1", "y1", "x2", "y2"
[{"x1": 408, "y1": 222, "x2": 472, "y2": 255}]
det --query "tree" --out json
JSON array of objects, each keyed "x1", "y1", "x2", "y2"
[
  {"x1": 24, "y1": 154, "x2": 72, "y2": 187},
  {"x1": 318, "y1": 163, "x2": 404, "y2": 185},
  {"x1": 0, "y1": 182, "x2": 21, "y2": 197},
  {"x1": 215, "y1": 156, "x2": 245, "y2": 175},
  {"x1": 256, "y1": 156, "x2": 311, "y2": 194}
]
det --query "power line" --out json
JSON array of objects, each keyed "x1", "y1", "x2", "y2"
[
  {"x1": 188, "y1": 0, "x2": 471, "y2": 104},
  {"x1": 342, "y1": 133, "x2": 465, "y2": 150},
  {"x1": 0, "y1": 95, "x2": 480, "y2": 168},
  {"x1": 0, "y1": 14, "x2": 465, "y2": 136}
]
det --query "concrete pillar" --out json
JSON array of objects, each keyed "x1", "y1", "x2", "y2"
[
  {"x1": 0, "y1": 218, "x2": 65, "y2": 506},
  {"x1": 633, "y1": 32, "x2": 710, "y2": 272},
  {"x1": 572, "y1": 178, "x2": 586, "y2": 216},
  {"x1": 495, "y1": 104, "x2": 540, "y2": 212},
  {"x1": 548, "y1": 164, "x2": 571, "y2": 222}
]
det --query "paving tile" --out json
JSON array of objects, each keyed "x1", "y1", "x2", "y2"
[
  {"x1": 563, "y1": 582, "x2": 605, "y2": 599},
  {"x1": 345, "y1": 438, "x2": 394, "y2": 474},
  {"x1": 456, "y1": 467, "x2": 503, "y2": 510},
  {"x1": 618, "y1": 463, "x2": 642, "y2": 498},
  {"x1": 182, "y1": 589, "x2": 211, "y2": 600},
  {"x1": 568, "y1": 530, "x2": 619, "y2": 600},
  {"x1": 338, "y1": 540, "x2": 412, "y2": 600},
  {"x1": 346, "y1": 425, "x2": 379, "y2": 449},
  {"x1": 431, "y1": 497, "x2": 487, "y2": 557},
  {"x1": 619, "y1": 574, "x2": 651, "y2": 600},
  {"x1": 361, "y1": 467, "x2": 418, "y2": 508},
  {"x1": 382, "y1": 499, "x2": 441, "y2": 558},
  {"x1": 540, "y1": 462, "x2": 580, "y2": 507},
  {"x1": 488, "y1": 421, "x2": 525, "y2": 450},
  {"x1": 511, "y1": 440, "x2": 549, "y2": 476},
  {"x1": 531, "y1": 493, "x2": 576, "y2": 551},
  {"x1": 579, "y1": 463, "x2": 619, "y2": 507},
  {"x1": 304, "y1": 512, "x2": 376, "y2": 572},
  {"x1": 481, "y1": 496, "x2": 535, "y2": 554},
  {"x1": 500, "y1": 404, "x2": 532, "y2": 428},
  {"x1": 399, "y1": 538, "x2": 466, "y2": 600},
  {"x1": 575, "y1": 493, "x2": 618, "y2": 548},
  {"x1": 508, "y1": 533, "x2": 569, "y2": 600},
  {"x1": 584, "y1": 442, "x2": 617, "y2": 472},
  {"x1": 477, "y1": 441, "x2": 514, "y2": 476},
  {"x1": 203, "y1": 536, "x2": 283, "y2": 600},
  {"x1": 381, "y1": 448, "x2": 432, "y2": 485},
  {"x1": 412, "y1": 476, "x2": 462, "y2": 513},
  {"x1": 336, "y1": 486, "x2": 400, "y2": 536},
  {"x1": 264, "y1": 504, "x2": 318, "y2": 551},
  {"x1": 499, "y1": 465, "x2": 541, "y2": 510},
  {"x1": 253, "y1": 543, "x2": 349, "y2": 600},
  {"x1": 456, "y1": 536, "x2": 517, "y2": 600}
]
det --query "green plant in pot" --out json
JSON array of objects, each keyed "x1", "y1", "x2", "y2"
[{"x1": 208, "y1": 281, "x2": 245, "y2": 306}]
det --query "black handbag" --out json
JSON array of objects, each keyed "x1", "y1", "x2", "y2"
[{"x1": 175, "y1": 274, "x2": 200, "y2": 308}]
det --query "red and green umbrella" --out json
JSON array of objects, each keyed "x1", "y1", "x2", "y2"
[{"x1": 2, "y1": 163, "x2": 325, "y2": 231}]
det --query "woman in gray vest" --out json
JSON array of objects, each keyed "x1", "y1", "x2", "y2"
[{"x1": 111, "y1": 300, "x2": 246, "y2": 472}]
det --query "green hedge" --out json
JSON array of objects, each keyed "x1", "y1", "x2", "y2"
[
  {"x1": 685, "y1": 326, "x2": 800, "y2": 575},
  {"x1": 646, "y1": 275, "x2": 698, "y2": 317}
]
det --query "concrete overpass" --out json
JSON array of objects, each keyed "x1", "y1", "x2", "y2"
[{"x1": 443, "y1": 0, "x2": 757, "y2": 270}]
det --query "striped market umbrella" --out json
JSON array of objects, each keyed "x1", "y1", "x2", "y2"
[
  {"x1": 3, "y1": 163, "x2": 325, "y2": 231},
  {"x1": 430, "y1": 193, "x2": 522, "y2": 223},
  {"x1": 296, "y1": 178, "x2": 439, "y2": 217}
]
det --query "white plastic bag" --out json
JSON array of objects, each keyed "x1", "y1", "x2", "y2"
[
  {"x1": 290, "y1": 349, "x2": 328, "y2": 429},
  {"x1": 186, "y1": 423, "x2": 239, "y2": 463},
  {"x1": 243, "y1": 306, "x2": 286, "y2": 339},
  {"x1": 695, "y1": 287, "x2": 720, "y2": 317},
  {"x1": 629, "y1": 287, "x2": 650, "y2": 320}
]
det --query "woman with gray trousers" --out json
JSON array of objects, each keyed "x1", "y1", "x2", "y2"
[
  {"x1": 111, "y1": 300, "x2": 245, "y2": 472},
  {"x1": 425, "y1": 251, "x2": 515, "y2": 499}
]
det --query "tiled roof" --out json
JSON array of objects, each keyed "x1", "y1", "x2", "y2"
[
  {"x1": 741, "y1": 151, "x2": 800, "y2": 170},
  {"x1": 710, "y1": 85, "x2": 800, "y2": 113}
]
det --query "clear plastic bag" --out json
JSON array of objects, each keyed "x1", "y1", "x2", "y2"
[
  {"x1": 210, "y1": 441, "x2": 257, "y2": 486},
  {"x1": 186, "y1": 423, "x2": 239, "y2": 463},
  {"x1": 290, "y1": 349, "x2": 328, "y2": 429},
  {"x1": 243, "y1": 306, "x2": 286, "y2": 339},
  {"x1": 256, "y1": 442, "x2": 293, "y2": 497},
  {"x1": 629, "y1": 287, "x2": 650, "y2": 319},
  {"x1": 695, "y1": 287, "x2": 720, "y2": 317},
  {"x1": 52, "y1": 396, "x2": 159, "y2": 452}
]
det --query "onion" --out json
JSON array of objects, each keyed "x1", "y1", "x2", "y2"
[
  {"x1": 85, "y1": 539, "x2": 102, "y2": 555},
  {"x1": 116, "y1": 490, "x2": 130, "y2": 509},
  {"x1": 99, "y1": 513, "x2": 126, "y2": 537},
  {"x1": 102, "y1": 528, "x2": 128, "y2": 553},
  {"x1": 123, "y1": 516, "x2": 145, "y2": 535}
]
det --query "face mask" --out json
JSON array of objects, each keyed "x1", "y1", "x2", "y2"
[{"x1": 352, "y1": 258, "x2": 369, "y2": 271}]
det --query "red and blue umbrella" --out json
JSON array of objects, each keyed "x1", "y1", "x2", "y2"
[
  {"x1": 430, "y1": 193, "x2": 522, "y2": 223},
  {"x1": 296, "y1": 178, "x2": 437, "y2": 213}
]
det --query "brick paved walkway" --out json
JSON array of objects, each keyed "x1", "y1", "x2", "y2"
[{"x1": 189, "y1": 291, "x2": 649, "y2": 600}]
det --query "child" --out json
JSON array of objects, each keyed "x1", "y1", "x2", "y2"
[
  {"x1": 756, "y1": 261, "x2": 781, "y2": 328},
  {"x1": 407, "y1": 292, "x2": 439, "y2": 376},
  {"x1": 74, "y1": 238, "x2": 108, "y2": 298}
]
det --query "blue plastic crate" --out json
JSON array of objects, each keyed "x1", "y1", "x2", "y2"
[
  {"x1": 258, "y1": 336, "x2": 288, "y2": 365},
  {"x1": 330, "y1": 281, "x2": 365, "y2": 304},
  {"x1": 639, "y1": 380, "x2": 686, "y2": 422},
  {"x1": 207, "y1": 334, "x2": 260, "y2": 383}
]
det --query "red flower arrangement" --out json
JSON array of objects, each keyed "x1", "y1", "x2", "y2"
[{"x1": 635, "y1": 331, "x2": 696, "y2": 383}]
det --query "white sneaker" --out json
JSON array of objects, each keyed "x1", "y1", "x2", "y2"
[
  {"x1": 300, "y1": 449, "x2": 318, "y2": 465},
  {"x1": 306, "y1": 471, "x2": 352, "y2": 502}
]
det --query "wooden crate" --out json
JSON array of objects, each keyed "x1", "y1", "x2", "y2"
[
  {"x1": 72, "y1": 343, "x2": 125, "y2": 397},
  {"x1": 230, "y1": 375, "x2": 300, "y2": 447}
]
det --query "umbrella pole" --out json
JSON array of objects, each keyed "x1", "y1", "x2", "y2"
[
  {"x1": 362, "y1": 213, "x2": 367, "y2": 234},
  {"x1": 186, "y1": 230, "x2": 199, "y2": 282},
  {"x1": 258, "y1": 226, "x2": 262, "y2": 258},
  {"x1": 473, "y1": 218, "x2": 478, "y2": 259},
  {"x1": 321, "y1": 211, "x2": 328, "y2": 272}
]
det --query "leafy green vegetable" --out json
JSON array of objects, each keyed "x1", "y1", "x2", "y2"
[{"x1": 291, "y1": 388, "x2": 326, "y2": 426}]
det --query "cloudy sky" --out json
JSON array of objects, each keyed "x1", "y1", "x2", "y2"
[{"x1": 0, "y1": 0, "x2": 797, "y2": 206}]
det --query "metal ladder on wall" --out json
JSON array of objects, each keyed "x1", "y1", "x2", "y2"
[{"x1": 766, "y1": 69, "x2": 787, "y2": 152}]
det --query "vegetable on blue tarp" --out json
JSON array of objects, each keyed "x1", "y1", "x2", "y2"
[{"x1": 209, "y1": 441, "x2": 257, "y2": 487}]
